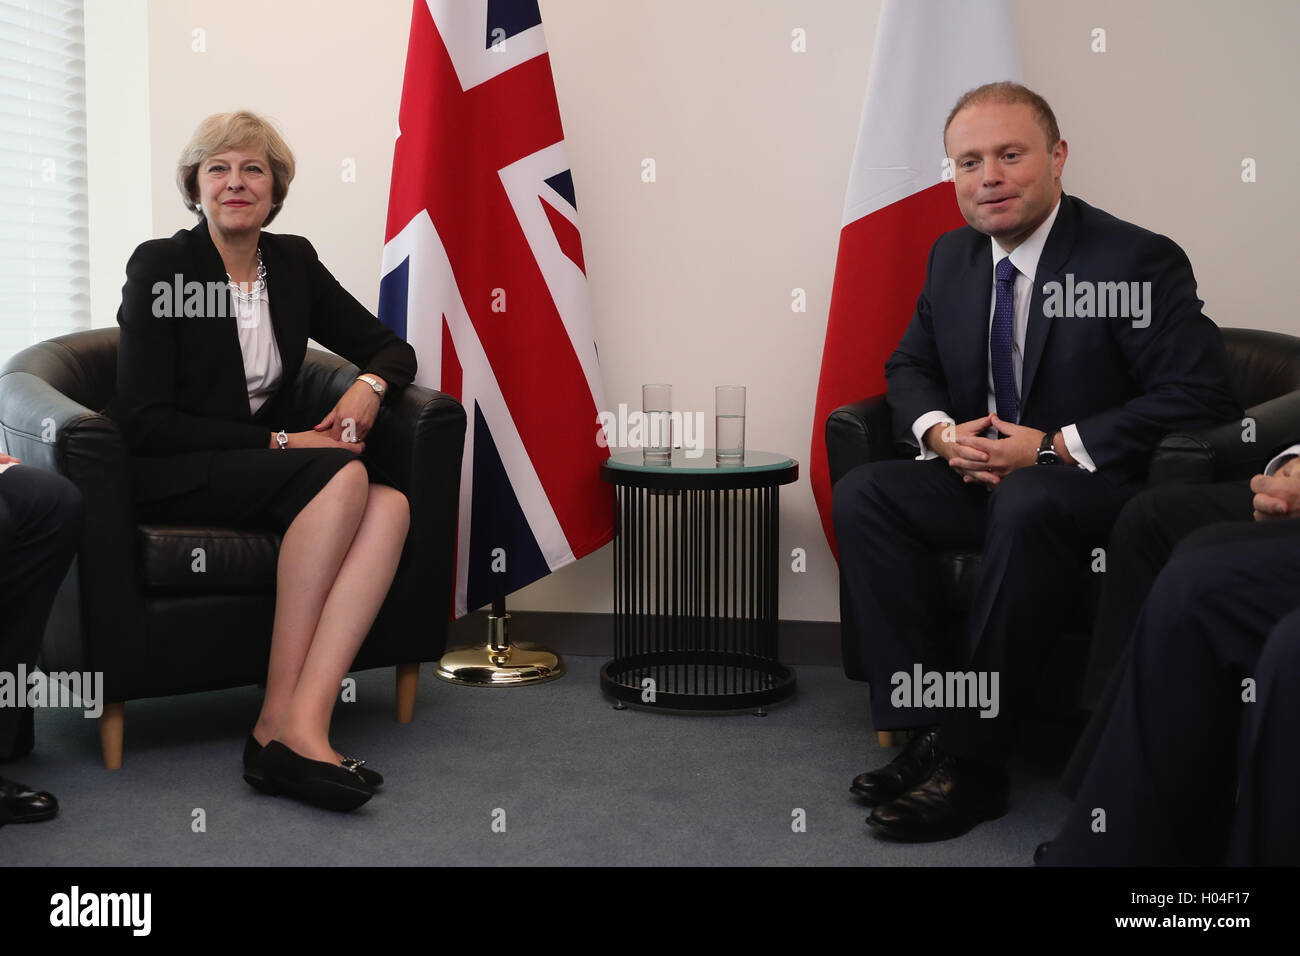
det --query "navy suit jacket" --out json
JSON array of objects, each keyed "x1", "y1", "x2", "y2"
[
  {"x1": 885, "y1": 193, "x2": 1241, "y2": 488},
  {"x1": 108, "y1": 218, "x2": 417, "y2": 502}
]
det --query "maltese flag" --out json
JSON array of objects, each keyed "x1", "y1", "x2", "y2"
[
  {"x1": 809, "y1": 0, "x2": 1021, "y2": 555},
  {"x1": 379, "y1": 0, "x2": 614, "y2": 617}
]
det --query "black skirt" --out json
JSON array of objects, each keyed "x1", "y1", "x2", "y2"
[
  {"x1": 136, "y1": 447, "x2": 361, "y2": 532},
  {"x1": 132, "y1": 390, "x2": 383, "y2": 533}
]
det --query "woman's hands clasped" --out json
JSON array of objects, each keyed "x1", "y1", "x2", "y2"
[
  {"x1": 284, "y1": 428, "x2": 365, "y2": 454},
  {"x1": 312, "y1": 379, "x2": 383, "y2": 449},
  {"x1": 271, "y1": 379, "x2": 385, "y2": 453}
]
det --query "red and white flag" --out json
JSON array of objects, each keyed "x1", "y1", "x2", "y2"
[
  {"x1": 380, "y1": 0, "x2": 614, "y2": 617},
  {"x1": 809, "y1": 0, "x2": 1020, "y2": 555}
]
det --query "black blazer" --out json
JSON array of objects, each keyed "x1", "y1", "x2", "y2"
[
  {"x1": 109, "y1": 218, "x2": 417, "y2": 502},
  {"x1": 885, "y1": 193, "x2": 1242, "y2": 488}
]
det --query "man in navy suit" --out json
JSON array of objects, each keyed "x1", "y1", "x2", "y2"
[
  {"x1": 0, "y1": 459, "x2": 82, "y2": 825},
  {"x1": 1039, "y1": 459, "x2": 1300, "y2": 866},
  {"x1": 832, "y1": 82, "x2": 1241, "y2": 841}
]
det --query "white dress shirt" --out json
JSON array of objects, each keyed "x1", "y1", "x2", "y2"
[
  {"x1": 1265, "y1": 446, "x2": 1300, "y2": 476},
  {"x1": 232, "y1": 286, "x2": 282, "y2": 416},
  {"x1": 911, "y1": 197, "x2": 1098, "y2": 471}
]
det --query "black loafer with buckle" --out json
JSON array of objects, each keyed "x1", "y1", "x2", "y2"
[
  {"x1": 259, "y1": 741, "x2": 373, "y2": 813},
  {"x1": 244, "y1": 735, "x2": 384, "y2": 792},
  {"x1": 340, "y1": 756, "x2": 383, "y2": 789}
]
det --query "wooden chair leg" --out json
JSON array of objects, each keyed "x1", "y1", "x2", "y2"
[
  {"x1": 877, "y1": 731, "x2": 898, "y2": 748},
  {"x1": 395, "y1": 662, "x2": 418, "y2": 724},
  {"x1": 100, "y1": 702, "x2": 124, "y2": 769}
]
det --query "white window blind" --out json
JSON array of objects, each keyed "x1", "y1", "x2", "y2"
[{"x1": 0, "y1": 0, "x2": 88, "y2": 365}]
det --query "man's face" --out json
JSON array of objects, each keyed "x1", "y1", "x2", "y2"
[{"x1": 944, "y1": 101, "x2": 1067, "y2": 250}]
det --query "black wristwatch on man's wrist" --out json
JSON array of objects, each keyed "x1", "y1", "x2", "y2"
[{"x1": 1036, "y1": 430, "x2": 1063, "y2": 466}]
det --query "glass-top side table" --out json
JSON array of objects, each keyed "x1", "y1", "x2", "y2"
[{"x1": 599, "y1": 449, "x2": 799, "y2": 712}]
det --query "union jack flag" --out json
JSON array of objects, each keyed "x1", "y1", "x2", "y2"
[{"x1": 379, "y1": 0, "x2": 613, "y2": 618}]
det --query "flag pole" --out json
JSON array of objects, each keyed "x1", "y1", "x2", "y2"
[{"x1": 433, "y1": 597, "x2": 565, "y2": 686}]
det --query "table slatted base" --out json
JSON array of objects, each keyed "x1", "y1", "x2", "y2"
[{"x1": 606, "y1": 482, "x2": 796, "y2": 711}]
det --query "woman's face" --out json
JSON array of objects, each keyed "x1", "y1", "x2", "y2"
[{"x1": 196, "y1": 146, "x2": 273, "y2": 238}]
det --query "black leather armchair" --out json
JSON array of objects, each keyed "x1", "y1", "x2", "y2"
[
  {"x1": 0, "y1": 328, "x2": 466, "y2": 768},
  {"x1": 826, "y1": 327, "x2": 1300, "y2": 742}
]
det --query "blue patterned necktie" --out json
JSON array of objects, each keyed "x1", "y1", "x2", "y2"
[{"x1": 990, "y1": 256, "x2": 1019, "y2": 424}]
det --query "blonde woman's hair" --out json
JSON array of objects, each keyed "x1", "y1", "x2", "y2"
[{"x1": 176, "y1": 110, "x2": 296, "y2": 226}]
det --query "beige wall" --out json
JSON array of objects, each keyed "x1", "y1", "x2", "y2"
[
  {"x1": 87, "y1": 0, "x2": 1300, "y2": 622},
  {"x1": 85, "y1": 0, "x2": 152, "y2": 334}
]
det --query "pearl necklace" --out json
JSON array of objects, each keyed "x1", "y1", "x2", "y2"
[{"x1": 227, "y1": 248, "x2": 267, "y2": 302}]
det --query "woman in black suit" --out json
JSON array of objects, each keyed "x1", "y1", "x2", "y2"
[{"x1": 112, "y1": 111, "x2": 415, "y2": 811}]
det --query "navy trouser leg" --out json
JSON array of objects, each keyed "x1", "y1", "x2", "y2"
[
  {"x1": 1228, "y1": 610, "x2": 1300, "y2": 866},
  {"x1": 0, "y1": 466, "x2": 84, "y2": 758},
  {"x1": 832, "y1": 457, "x2": 986, "y2": 731},
  {"x1": 1059, "y1": 480, "x2": 1254, "y2": 796},
  {"x1": 1081, "y1": 480, "x2": 1253, "y2": 706},
  {"x1": 1045, "y1": 517, "x2": 1300, "y2": 865},
  {"x1": 941, "y1": 466, "x2": 1134, "y2": 764}
]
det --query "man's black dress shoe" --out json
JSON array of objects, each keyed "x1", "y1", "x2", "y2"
[
  {"x1": 259, "y1": 741, "x2": 373, "y2": 812},
  {"x1": 0, "y1": 776, "x2": 58, "y2": 824},
  {"x1": 850, "y1": 727, "x2": 938, "y2": 805},
  {"x1": 866, "y1": 752, "x2": 1008, "y2": 842},
  {"x1": 1034, "y1": 841, "x2": 1052, "y2": 864},
  {"x1": 243, "y1": 735, "x2": 383, "y2": 791}
]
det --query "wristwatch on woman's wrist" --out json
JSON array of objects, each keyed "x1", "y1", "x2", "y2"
[
  {"x1": 356, "y1": 374, "x2": 386, "y2": 401},
  {"x1": 275, "y1": 430, "x2": 289, "y2": 450}
]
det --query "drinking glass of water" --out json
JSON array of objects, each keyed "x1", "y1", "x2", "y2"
[
  {"x1": 715, "y1": 385, "x2": 745, "y2": 463},
  {"x1": 642, "y1": 384, "x2": 672, "y2": 462}
]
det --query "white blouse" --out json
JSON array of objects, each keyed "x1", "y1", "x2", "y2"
[{"x1": 232, "y1": 286, "x2": 282, "y2": 415}]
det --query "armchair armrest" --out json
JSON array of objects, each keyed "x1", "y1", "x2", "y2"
[
  {"x1": 1148, "y1": 390, "x2": 1300, "y2": 484},
  {"x1": 365, "y1": 380, "x2": 467, "y2": 639},
  {"x1": 826, "y1": 393, "x2": 900, "y2": 487},
  {"x1": 288, "y1": 347, "x2": 466, "y2": 498}
]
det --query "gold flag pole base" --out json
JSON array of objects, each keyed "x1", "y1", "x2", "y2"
[{"x1": 434, "y1": 604, "x2": 564, "y2": 687}]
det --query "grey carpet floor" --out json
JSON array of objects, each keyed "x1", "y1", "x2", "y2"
[{"x1": 1, "y1": 657, "x2": 1073, "y2": 866}]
